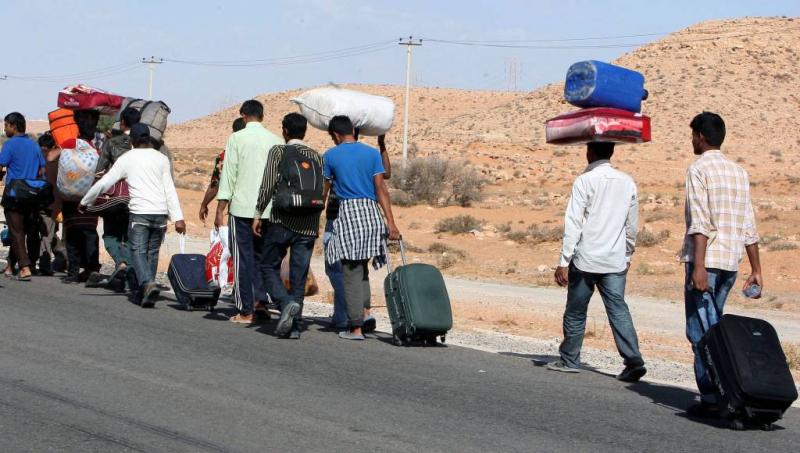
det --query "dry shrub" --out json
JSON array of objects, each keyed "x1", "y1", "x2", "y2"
[
  {"x1": 428, "y1": 242, "x2": 466, "y2": 258},
  {"x1": 435, "y1": 215, "x2": 482, "y2": 234},
  {"x1": 637, "y1": 228, "x2": 670, "y2": 247},
  {"x1": 645, "y1": 210, "x2": 673, "y2": 223},
  {"x1": 437, "y1": 254, "x2": 458, "y2": 270},
  {"x1": 527, "y1": 224, "x2": 563, "y2": 244},
  {"x1": 768, "y1": 241, "x2": 799, "y2": 252},
  {"x1": 495, "y1": 222, "x2": 512, "y2": 234},
  {"x1": 505, "y1": 231, "x2": 529, "y2": 243},
  {"x1": 391, "y1": 157, "x2": 485, "y2": 207}
]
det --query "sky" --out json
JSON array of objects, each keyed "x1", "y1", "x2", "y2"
[{"x1": 2, "y1": 0, "x2": 799, "y2": 123}]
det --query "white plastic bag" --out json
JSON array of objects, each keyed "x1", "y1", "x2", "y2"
[{"x1": 290, "y1": 87, "x2": 395, "y2": 136}]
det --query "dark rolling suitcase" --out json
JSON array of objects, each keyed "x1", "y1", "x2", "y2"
[
  {"x1": 699, "y1": 314, "x2": 798, "y2": 430},
  {"x1": 168, "y1": 253, "x2": 220, "y2": 312},
  {"x1": 384, "y1": 239, "x2": 453, "y2": 346}
]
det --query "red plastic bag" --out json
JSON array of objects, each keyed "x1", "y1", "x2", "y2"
[
  {"x1": 545, "y1": 108, "x2": 651, "y2": 145},
  {"x1": 205, "y1": 228, "x2": 233, "y2": 287},
  {"x1": 57, "y1": 84, "x2": 125, "y2": 114}
]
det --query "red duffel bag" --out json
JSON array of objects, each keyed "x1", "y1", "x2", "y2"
[
  {"x1": 57, "y1": 84, "x2": 125, "y2": 114},
  {"x1": 545, "y1": 108, "x2": 651, "y2": 145}
]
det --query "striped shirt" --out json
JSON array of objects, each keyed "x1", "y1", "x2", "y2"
[
  {"x1": 254, "y1": 139, "x2": 323, "y2": 237},
  {"x1": 680, "y1": 150, "x2": 759, "y2": 271}
]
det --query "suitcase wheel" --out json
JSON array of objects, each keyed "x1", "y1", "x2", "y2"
[
  {"x1": 440, "y1": 335, "x2": 446, "y2": 344},
  {"x1": 185, "y1": 305, "x2": 194, "y2": 312},
  {"x1": 729, "y1": 419, "x2": 745, "y2": 431},
  {"x1": 762, "y1": 423, "x2": 775, "y2": 431},
  {"x1": 392, "y1": 334, "x2": 405, "y2": 347}
]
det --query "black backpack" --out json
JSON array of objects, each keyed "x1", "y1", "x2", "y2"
[{"x1": 273, "y1": 145, "x2": 325, "y2": 214}]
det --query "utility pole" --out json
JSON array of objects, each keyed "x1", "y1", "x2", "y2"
[
  {"x1": 142, "y1": 56, "x2": 163, "y2": 100},
  {"x1": 398, "y1": 36, "x2": 422, "y2": 164}
]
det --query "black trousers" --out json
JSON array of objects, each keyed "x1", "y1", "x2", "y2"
[{"x1": 65, "y1": 227, "x2": 100, "y2": 276}]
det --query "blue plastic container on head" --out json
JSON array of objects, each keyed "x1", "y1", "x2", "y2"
[{"x1": 564, "y1": 60, "x2": 648, "y2": 113}]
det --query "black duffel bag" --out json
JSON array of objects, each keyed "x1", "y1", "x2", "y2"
[{"x1": 1, "y1": 179, "x2": 55, "y2": 211}]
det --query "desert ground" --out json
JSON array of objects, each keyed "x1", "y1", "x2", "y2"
[{"x1": 160, "y1": 17, "x2": 800, "y2": 371}]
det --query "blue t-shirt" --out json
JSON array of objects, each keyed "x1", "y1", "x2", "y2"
[
  {"x1": 323, "y1": 142, "x2": 384, "y2": 200},
  {"x1": 0, "y1": 135, "x2": 45, "y2": 182}
]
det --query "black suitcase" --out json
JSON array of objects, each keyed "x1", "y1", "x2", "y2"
[
  {"x1": 699, "y1": 314, "x2": 797, "y2": 430},
  {"x1": 167, "y1": 254, "x2": 219, "y2": 311},
  {"x1": 384, "y1": 239, "x2": 453, "y2": 346}
]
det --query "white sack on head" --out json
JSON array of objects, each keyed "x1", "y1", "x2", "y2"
[{"x1": 290, "y1": 87, "x2": 395, "y2": 136}]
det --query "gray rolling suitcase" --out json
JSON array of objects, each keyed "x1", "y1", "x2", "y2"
[{"x1": 384, "y1": 239, "x2": 453, "y2": 346}]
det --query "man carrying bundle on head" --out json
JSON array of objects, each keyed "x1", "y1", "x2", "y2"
[{"x1": 548, "y1": 141, "x2": 647, "y2": 382}]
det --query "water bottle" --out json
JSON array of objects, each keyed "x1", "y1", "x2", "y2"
[{"x1": 743, "y1": 284, "x2": 762, "y2": 299}]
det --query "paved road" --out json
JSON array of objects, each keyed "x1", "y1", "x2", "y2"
[{"x1": 0, "y1": 276, "x2": 798, "y2": 452}]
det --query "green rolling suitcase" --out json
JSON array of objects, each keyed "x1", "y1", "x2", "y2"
[{"x1": 384, "y1": 239, "x2": 453, "y2": 346}]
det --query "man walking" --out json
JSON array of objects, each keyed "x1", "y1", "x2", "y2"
[
  {"x1": 81, "y1": 124, "x2": 185, "y2": 307},
  {"x1": 252, "y1": 113, "x2": 324, "y2": 339},
  {"x1": 323, "y1": 116, "x2": 400, "y2": 341},
  {"x1": 681, "y1": 112, "x2": 762, "y2": 416},
  {"x1": 0, "y1": 112, "x2": 46, "y2": 281},
  {"x1": 94, "y1": 107, "x2": 146, "y2": 291},
  {"x1": 548, "y1": 141, "x2": 646, "y2": 382},
  {"x1": 215, "y1": 100, "x2": 283, "y2": 324}
]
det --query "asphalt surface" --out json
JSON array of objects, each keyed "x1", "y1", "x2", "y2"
[{"x1": 0, "y1": 275, "x2": 798, "y2": 453}]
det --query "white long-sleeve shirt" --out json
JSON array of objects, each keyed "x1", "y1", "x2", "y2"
[
  {"x1": 559, "y1": 160, "x2": 638, "y2": 274},
  {"x1": 81, "y1": 147, "x2": 183, "y2": 221}
]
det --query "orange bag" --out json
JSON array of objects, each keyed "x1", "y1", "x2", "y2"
[
  {"x1": 281, "y1": 255, "x2": 319, "y2": 296},
  {"x1": 48, "y1": 108, "x2": 78, "y2": 148}
]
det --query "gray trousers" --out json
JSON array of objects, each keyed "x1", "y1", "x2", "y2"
[{"x1": 342, "y1": 260, "x2": 371, "y2": 328}]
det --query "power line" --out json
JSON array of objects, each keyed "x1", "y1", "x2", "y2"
[{"x1": 162, "y1": 41, "x2": 396, "y2": 67}]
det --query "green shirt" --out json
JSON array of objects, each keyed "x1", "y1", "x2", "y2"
[{"x1": 216, "y1": 122, "x2": 283, "y2": 218}]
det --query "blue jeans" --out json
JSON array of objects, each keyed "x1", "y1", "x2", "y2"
[
  {"x1": 559, "y1": 265, "x2": 644, "y2": 369},
  {"x1": 684, "y1": 262, "x2": 737, "y2": 404},
  {"x1": 260, "y1": 222, "x2": 316, "y2": 331},
  {"x1": 128, "y1": 214, "x2": 167, "y2": 288},
  {"x1": 229, "y1": 215, "x2": 266, "y2": 315},
  {"x1": 323, "y1": 219, "x2": 348, "y2": 328}
]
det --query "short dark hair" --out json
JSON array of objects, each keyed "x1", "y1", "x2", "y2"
[
  {"x1": 74, "y1": 109, "x2": 100, "y2": 140},
  {"x1": 690, "y1": 112, "x2": 726, "y2": 147},
  {"x1": 232, "y1": 117, "x2": 246, "y2": 132},
  {"x1": 120, "y1": 107, "x2": 141, "y2": 128},
  {"x1": 4, "y1": 112, "x2": 26, "y2": 133},
  {"x1": 328, "y1": 115, "x2": 354, "y2": 136},
  {"x1": 240, "y1": 100, "x2": 264, "y2": 120},
  {"x1": 282, "y1": 113, "x2": 307, "y2": 139},
  {"x1": 588, "y1": 141, "x2": 615, "y2": 159},
  {"x1": 38, "y1": 131, "x2": 56, "y2": 149}
]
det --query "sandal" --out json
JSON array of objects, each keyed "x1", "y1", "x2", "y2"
[
  {"x1": 14, "y1": 274, "x2": 31, "y2": 282},
  {"x1": 229, "y1": 313, "x2": 255, "y2": 325}
]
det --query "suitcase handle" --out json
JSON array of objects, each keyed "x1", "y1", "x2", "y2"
[{"x1": 385, "y1": 235, "x2": 407, "y2": 274}]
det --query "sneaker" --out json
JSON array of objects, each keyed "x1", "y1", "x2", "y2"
[
  {"x1": 275, "y1": 302, "x2": 301, "y2": 337},
  {"x1": 362, "y1": 316, "x2": 377, "y2": 334},
  {"x1": 617, "y1": 364, "x2": 647, "y2": 382},
  {"x1": 62, "y1": 274, "x2": 81, "y2": 284},
  {"x1": 141, "y1": 282, "x2": 160, "y2": 308},
  {"x1": 106, "y1": 266, "x2": 128, "y2": 293},
  {"x1": 288, "y1": 330, "x2": 301, "y2": 340},
  {"x1": 546, "y1": 360, "x2": 581, "y2": 373},
  {"x1": 685, "y1": 402, "x2": 720, "y2": 418},
  {"x1": 85, "y1": 272, "x2": 110, "y2": 288},
  {"x1": 338, "y1": 331, "x2": 365, "y2": 341}
]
